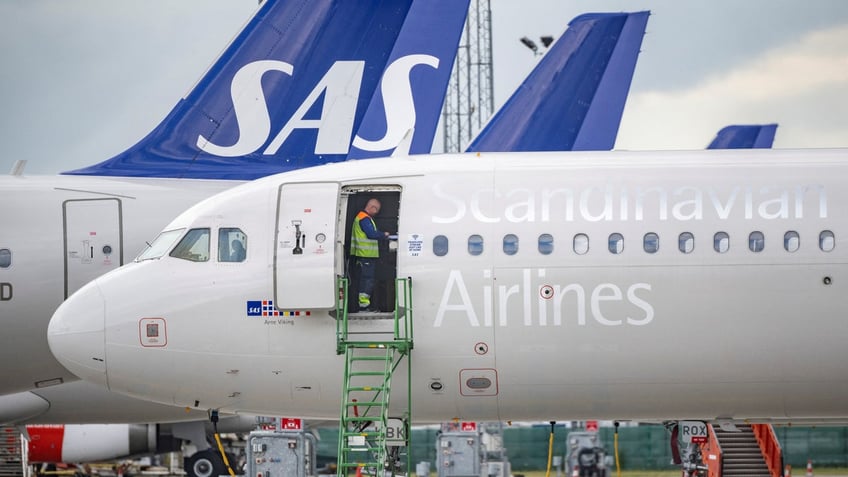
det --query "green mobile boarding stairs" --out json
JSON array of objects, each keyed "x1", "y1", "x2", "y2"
[{"x1": 335, "y1": 277, "x2": 413, "y2": 476}]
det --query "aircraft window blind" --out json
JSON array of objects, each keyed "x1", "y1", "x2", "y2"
[
  {"x1": 678, "y1": 232, "x2": 694, "y2": 254},
  {"x1": 784, "y1": 231, "x2": 800, "y2": 253},
  {"x1": 219, "y1": 228, "x2": 247, "y2": 262},
  {"x1": 643, "y1": 233, "x2": 659, "y2": 254},
  {"x1": 538, "y1": 234, "x2": 554, "y2": 255},
  {"x1": 748, "y1": 231, "x2": 765, "y2": 253},
  {"x1": 819, "y1": 230, "x2": 835, "y2": 252},
  {"x1": 503, "y1": 234, "x2": 519, "y2": 256},
  {"x1": 433, "y1": 235, "x2": 449, "y2": 257},
  {"x1": 714, "y1": 232, "x2": 729, "y2": 254},
  {"x1": 170, "y1": 228, "x2": 210, "y2": 262},
  {"x1": 467, "y1": 235, "x2": 484, "y2": 256},
  {"x1": 608, "y1": 233, "x2": 624, "y2": 254},
  {"x1": 0, "y1": 248, "x2": 9, "y2": 268},
  {"x1": 573, "y1": 234, "x2": 589, "y2": 255}
]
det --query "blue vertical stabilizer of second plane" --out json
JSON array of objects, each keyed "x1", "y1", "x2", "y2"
[
  {"x1": 707, "y1": 124, "x2": 778, "y2": 149},
  {"x1": 467, "y1": 11, "x2": 649, "y2": 153},
  {"x1": 347, "y1": 0, "x2": 469, "y2": 159}
]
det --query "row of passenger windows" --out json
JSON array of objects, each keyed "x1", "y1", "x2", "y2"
[{"x1": 431, "y1": 230, "x2": 836, "y2": 257}]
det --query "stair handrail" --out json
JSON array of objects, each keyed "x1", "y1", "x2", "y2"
[
  {"x1": 336, "y1": 276, "x2": 414, "y2": 353},
  {"x1": 336, "y1": 346, "x2": 353, "y2": 475},
  {"x1": 701, "y1": 423, "x2": 723, "y2": 477},
  {"x1": 335, "y1": 275, "x2": 349, "y2": 354},
  {"x1": 394, "y1": 277, "x2": 413, "y2": 348},
  {"x1": 752, "y1": 424, "x2": 783, "y2": 477}
]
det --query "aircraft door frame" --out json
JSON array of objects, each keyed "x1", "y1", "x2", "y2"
[
  {"x1": 340, "y1": 186, "x2": 402, "y2": 313},
  {"x1": 274, "y1": 182, "x2": 340, "y2": 309},
  {"x1": 62, "y1": 198, "x2": 123, "y2": 298}
]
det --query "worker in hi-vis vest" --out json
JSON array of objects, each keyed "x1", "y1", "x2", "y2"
[{"x1": 350, "y1": 198, "x2": 393, "y2": 311}]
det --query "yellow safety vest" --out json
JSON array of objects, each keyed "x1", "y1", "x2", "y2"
[{"x1": 351, "y1": 211, "x2": 379, "y2": 258}]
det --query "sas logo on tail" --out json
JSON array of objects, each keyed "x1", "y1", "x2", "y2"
[{"x1": 198, "y1": 55, "x2": 439, "y2": 158}]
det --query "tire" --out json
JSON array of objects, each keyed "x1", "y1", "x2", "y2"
[{"x1": 186, "y1": 449, "x2": 229, "y2": 477}]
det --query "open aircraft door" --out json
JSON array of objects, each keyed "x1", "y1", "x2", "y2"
[{"x1": 275, "y1": 182, "x2": 339, "y2": 309}]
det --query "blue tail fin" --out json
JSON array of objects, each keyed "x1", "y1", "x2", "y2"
[
  {"x1": 347, "y1": 0, "x2": 469, "y2": 159},
  {"x1": 707, "y1": 124, "x2": 778, "y2": 149},
  {"x1": 467, "y1": 11, "x2": 649, "y2": 153},
  {"x1": 64, "y1": 0, "x2": 467, "y2": 180}
]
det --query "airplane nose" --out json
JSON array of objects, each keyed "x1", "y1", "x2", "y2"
[{"x1": 48, "y1": 280, "x2": 107, "y2": 387}]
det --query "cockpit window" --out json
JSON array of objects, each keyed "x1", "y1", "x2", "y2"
[
  {"x1": 136, "y1": 229, "x2": 185, "y2": 261},
  {"x1": 169, "y1": 228, "x2": 210, "y2": 262},
  {"x1": 219, "y1": 228, "x2": 247, "y2": 262}
]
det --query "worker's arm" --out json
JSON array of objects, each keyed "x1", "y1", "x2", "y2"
[{"x1": 359, "y1": 217, "x2": 389, "y2": 240}]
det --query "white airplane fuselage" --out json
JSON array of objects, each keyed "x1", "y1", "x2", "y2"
[
  {"x1": 50, "y1": 149, "x2": 848, "y2": 423},
  {"x1": 0, "y1": 175, "x2": 237, "y2": 422}
]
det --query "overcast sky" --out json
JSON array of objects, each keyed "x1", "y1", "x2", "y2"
[{"x1": 1, "y1": 1, "x2": 847, "y2": 175}]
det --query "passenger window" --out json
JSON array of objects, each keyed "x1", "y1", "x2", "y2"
[
  {"x1": 219, "y1": 228, "x2": 247, "y2": 262},
  {"x1": 819, "y1": 230, "x2": 835, "y2": 252},
  {"x1": 678, "y1": 232, "x2": 694, "y2": 254},
  {"x1": 170, "y1": 228, "x2": 210, "y2": 262},
  {"x1": 643, "y1": 233, "x2": 659, "y2": 254},
  {"x1": 608, "y1": 233, "x2": 623, "y2": 254},
  {"x1": 467, "y1": 235, "x2": 484, "y2": 256},
  {"x1": 0, "y1": 248, "x2": 9, "y2": 268},
  {"x1": 784, "y1": 231, "x2": 800, "y2": 253},
  {"x1": 503, "y1": 234, "x2": 519, "y2": 256},
  {"x1": 749, "y1": 231, "x2": 765, "y2": 252},
  {"x1": 433, "y1": 235, "x2": 449, "y2": 257},
  {"x1": 713, "y1": 232, "x2": 729, "y2": 253},
  {"x1": 573, "y1": 234, "x2": 589, "y2": 255},
  {"x1": 538, "y1": 234, "x2": 554, "y2": 255}
]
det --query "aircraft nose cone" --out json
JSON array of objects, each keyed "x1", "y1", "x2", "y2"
[{"x1": 48, "y1": 280, "x2": 107, "y2": 387}]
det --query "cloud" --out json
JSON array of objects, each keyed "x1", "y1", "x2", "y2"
[{"x1": 616, "y1": 23, "x2": 848, "y2": 149}]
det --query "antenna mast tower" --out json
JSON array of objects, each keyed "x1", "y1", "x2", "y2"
[{"x1": 442, "y1": 0, "x2": 494, "y2": 153}]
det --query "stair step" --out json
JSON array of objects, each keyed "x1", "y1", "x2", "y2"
[
  {"x1": 339, "y1": 462, "x2": 382, "y2": 467},
  {"x1": 349, "y1": 342, "x2": 394, "y2": 347},
  {"x1": 344, "y1": 431, "x2": 384, "y2": 437},
  {"x1": 347, "y1": 386, "x2": 389, "y2": 391},
  {"x1": 722, "y1": 461, "x2": 768, "y2": 467},
  {"x1": 346, "y1": 416, "x2": 385, "y2": 422},
  {"x1": 0, "y1": 427, "x2": 22, "y2": 477},
  {"x1": 346, "y1": 401, "x2": 383, "y2": 407},
  {"x1": 342, "y1": 442, "x2": 383, "y2": 449},
  {"x1": 722, "y1": 472, "x2": 771, "y2": 477},
  {"x1": 711, "y1": 424, "x2": 773, "y2": 477},
  {"x1": 723, "y1": 473, "x2": 771, "y2": 476}
]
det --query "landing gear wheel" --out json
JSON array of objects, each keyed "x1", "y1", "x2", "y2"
[{"x1": 186, "y1": 449, "x2": 229, "y2": 477}]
